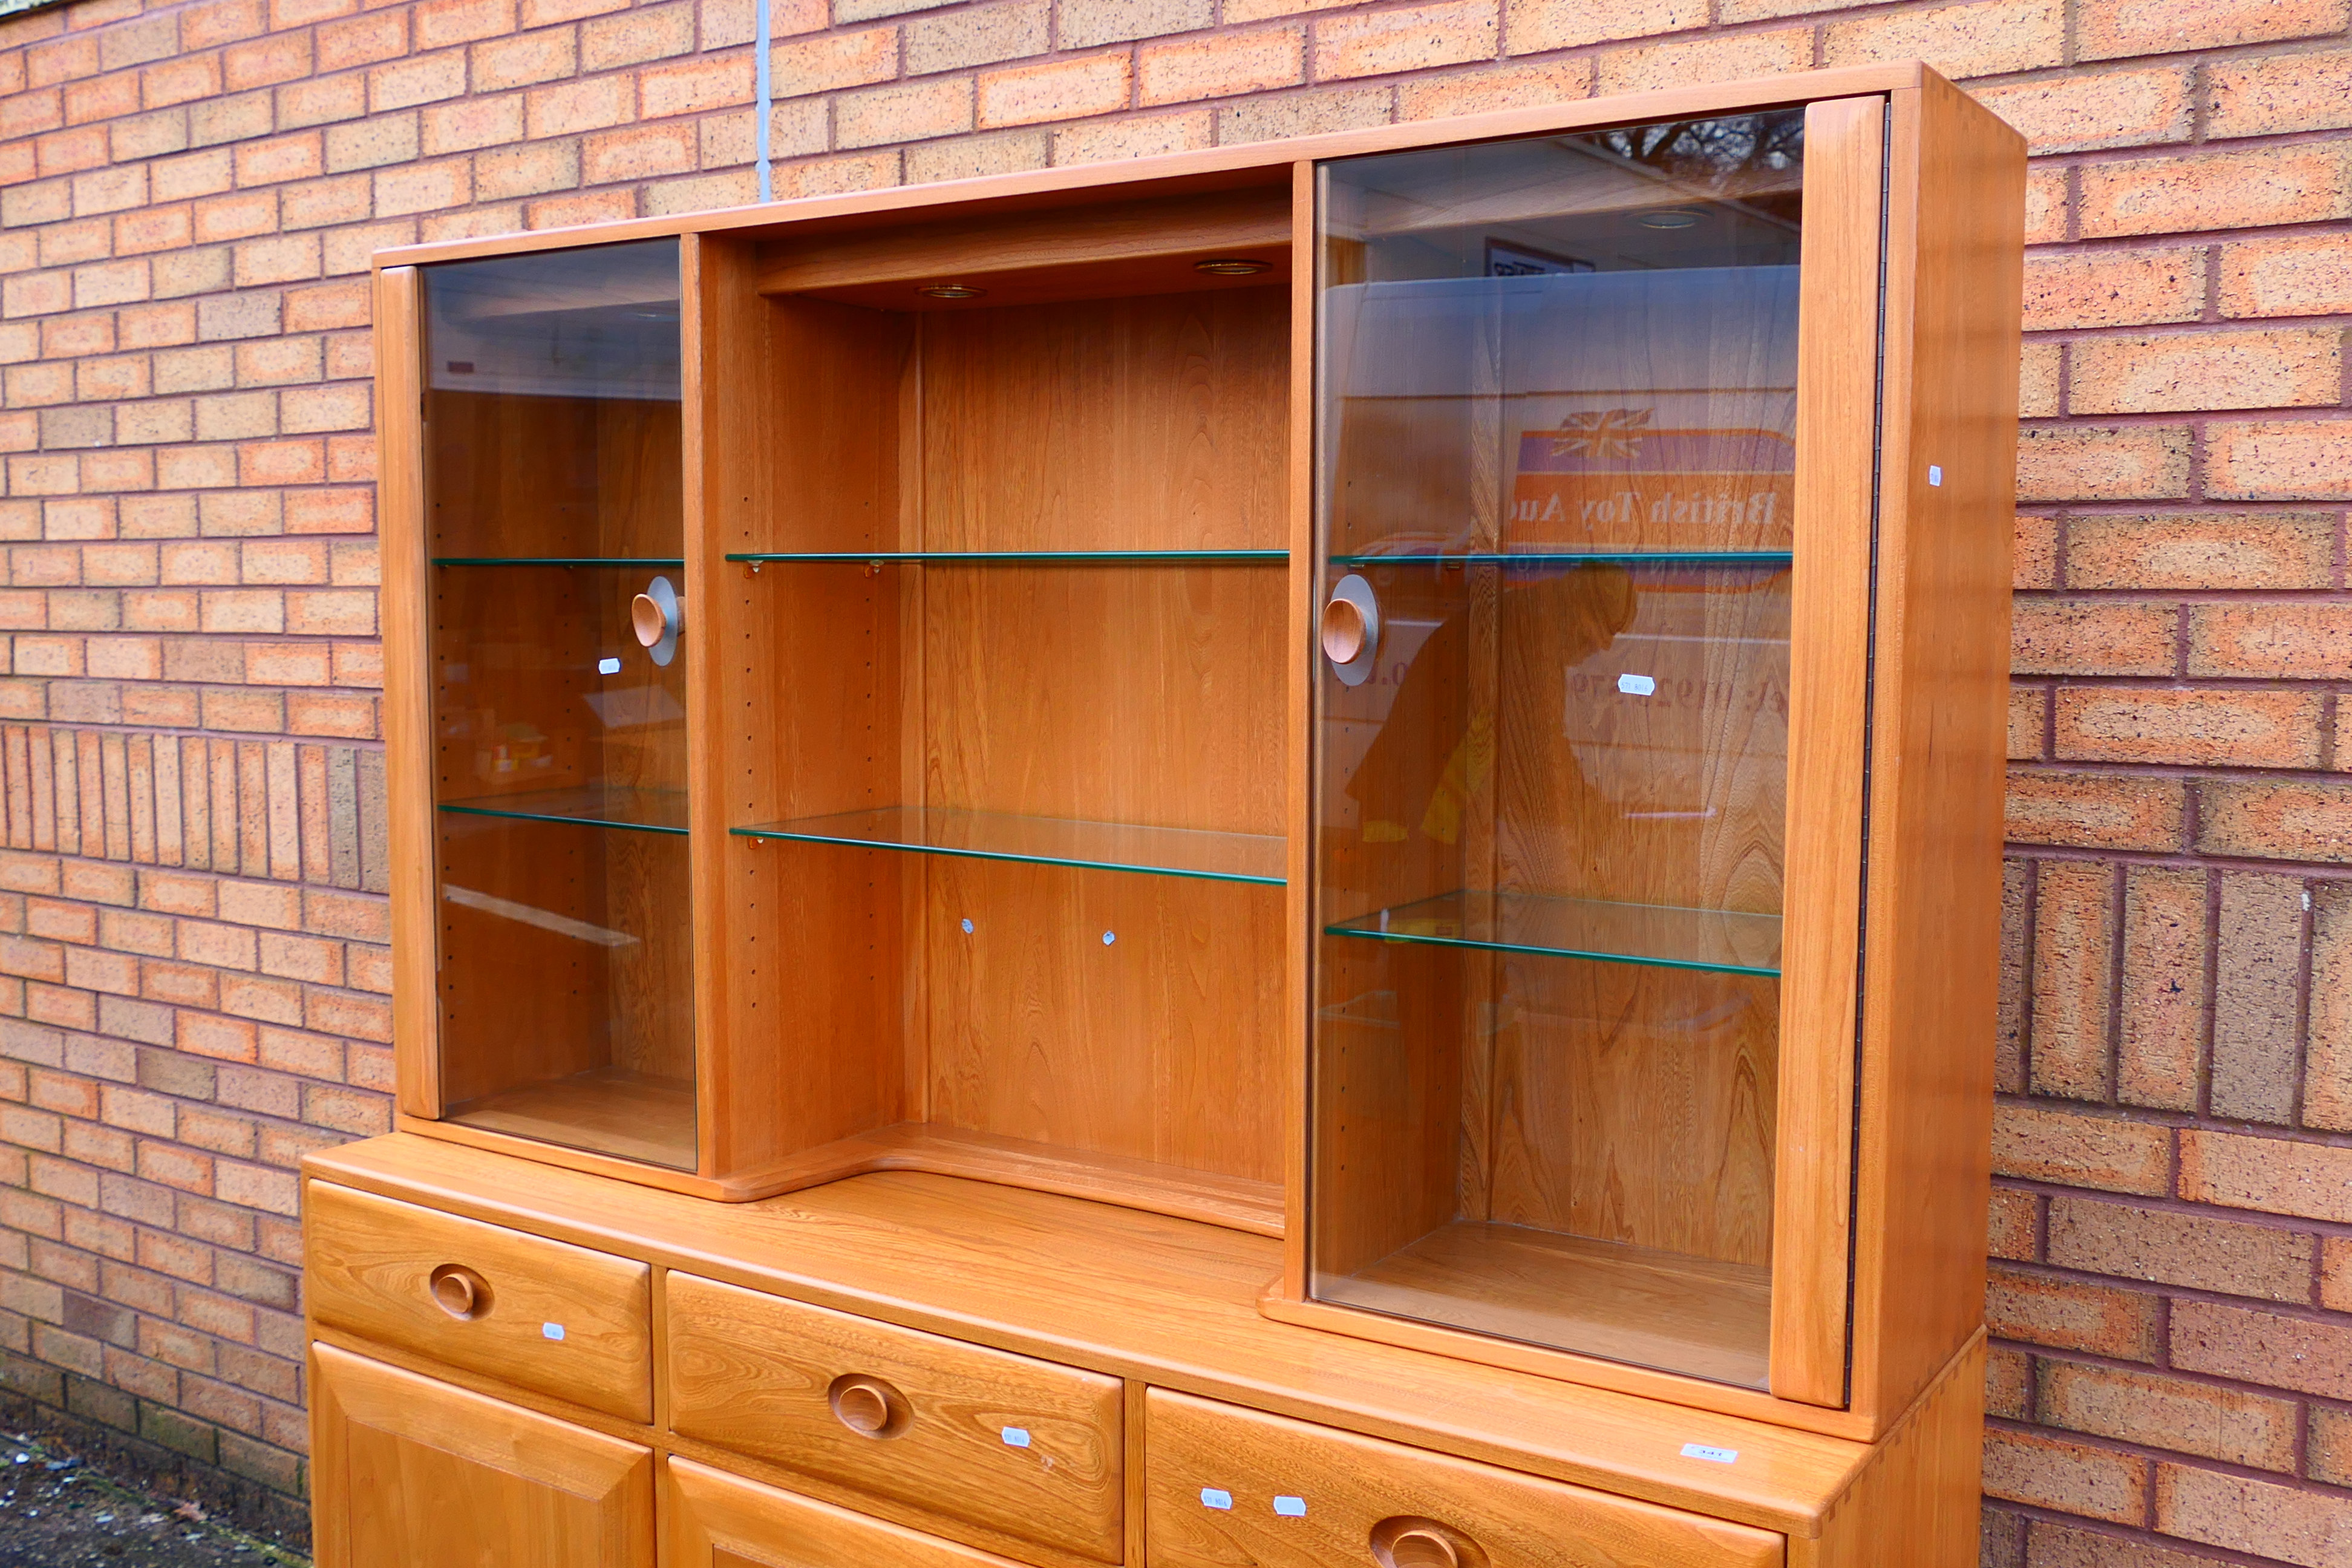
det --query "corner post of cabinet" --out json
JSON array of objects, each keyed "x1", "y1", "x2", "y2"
[
  {"x1": 680, "y1": 230, "x2": 727, "y2": 1181},
  {"x1": 377, "y1": 263, "x2": 439, "y2": 1122},
  {"x1": 1282, "y1": 157, "x2": 1318, "y2": 1299},
  {"x1": 1770, "y1": 93, "x2": 1887, "y2": 1412}
]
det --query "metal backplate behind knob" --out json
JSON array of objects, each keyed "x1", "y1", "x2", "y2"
[
  {"x1": 1322, "y1": 573, "x2": 1380, "y2": 687},
  {"x1": 632, "y1": 575, "x2": 682, "y2": 667}
]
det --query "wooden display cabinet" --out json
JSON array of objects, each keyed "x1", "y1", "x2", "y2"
[{"x1": 329, "y1": 60, "x2": 2020, "y2": 1568}]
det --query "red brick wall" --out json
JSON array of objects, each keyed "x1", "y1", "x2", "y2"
[{"x1": 0, "y1": 0, "x2": 2347, "y2": 1553}]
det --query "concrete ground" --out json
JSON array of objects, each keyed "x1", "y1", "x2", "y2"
[{"x1": 0, "y1": 1435, "x2": 307, "y2": 1567}]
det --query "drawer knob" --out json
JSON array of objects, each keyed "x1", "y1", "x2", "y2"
[
  {"x1": 428, "y1": 1264, "x2": 488, "y2": 1320},
  {"x1": 828, "y1": 1373, "x2": 909, "y2": 1439},
  {"x1": 1371, "y1": 1517, "x2": 1476, "y2": 1568}
]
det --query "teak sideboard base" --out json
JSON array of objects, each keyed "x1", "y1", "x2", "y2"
[{"x1": 304, "y1": 1133, "x2": 1980, "y2": 1568}]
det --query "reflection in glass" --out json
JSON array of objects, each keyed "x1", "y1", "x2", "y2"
[
  {"x1": 423, "y1": 240, "x2": 696, "y2": 1170},
  {"x1": 1309, "y1": 114, "x2": 1808, "y2": 1387}
]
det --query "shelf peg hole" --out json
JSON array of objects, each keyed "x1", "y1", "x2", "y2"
[
  {"x1": 1370, "y1": 1517, "x2": 1480, "y2": 1568},
  {"x1": 827, "y1": 1373, "x2": 910, "y2": 1439},
  {"x1": 427, "y1": 1264, "x2": 488, "y2": 1321}
]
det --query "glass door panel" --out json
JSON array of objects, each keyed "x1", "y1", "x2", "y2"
[
  {"x1": 422, "y1": 239, "x2": 695, "y2": 1170},
  {"x1": 1310, "y1": 114, "x2": 1808, "y2": 1387}
]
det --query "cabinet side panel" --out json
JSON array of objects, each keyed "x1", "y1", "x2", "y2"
[
  {"x1": 1770, "y1": 94, "x2": 1884, "y2": 1408},
  {"x1": 1851, "y1": 79, "x2": 2024, "y2": 1422},
  {"x1": 378, "y1": 266, "x2": 437, "y2": 1120},
  {"x1": 1798, "y1": 1336, "x2": 1985, "y2": 1568},
  {"x1": 702, "y1": 243, "x2": 913, "y2": 1175}
]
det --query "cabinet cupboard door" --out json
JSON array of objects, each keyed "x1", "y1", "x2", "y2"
[
  {"x1": 310, "y1": 1342, "x2": 653, "y2": 1568},
  {"x1": 665, "y1": 1457, "x2": 1034, "y2": 1568}
]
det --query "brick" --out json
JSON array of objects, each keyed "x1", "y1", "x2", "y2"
[
  {"x1": 2016, "y1": 425, "x2": 2191, "y2": 502},
  {"x1": 2318, "y1": 1407, "x2": 2352, "y2": 1486},
  {"x1": 769, "y1": 27, "x2": 895, "y2": 97},
  {"x1": 1314, "y1": 0, "x2": 1496, "y2": 80},
  {"x1": 2155, "y1": 1463, "x2": 2352, "y2": 1568},
  {"x1": 1396, "y1": 58, "x2": 1592, "y2": 120},
  {"x1": 1504, "y1": 0, "x2": 1697, "y2": 53},
  {"x1": 1973, "y1": 66, "x2": 2194, "y2": 155},
  {"x1": 2209, "y1": 421, "x2": 2352, "y2": 503},
  {"x1": 1058, "y1": 0, "x2": 1211, "y2": 48},
  {"x1": 2049, "y1": 1195, "x2": 2313, "y2": 1302},
  {"x1": 2190, "y1": 601, "x2": 2352, "y2": 680},
  {"x1": 581, "y1": 3, "x2": 694, "y2": 70},
  {"x1": 471, "y1": 27, "x2": 578, "y2": 91},
  {"x1": 2221, "y1": 234, "x2": 2352, "y2": 319},
  {"x1": 1592, "y1": 29, "x2": 1809, "y2": 96},
  {"x1": 2066, "y1": 511, "x2": 2337, "y2": 591},
  {"x1": 2080, "y1": 0, "x2": 2350, "y2": 60},
  {"x1": 1051, "y1": 109, "x2": 1211, "y2": 164},
  {"x1": 905, "y1": 0, "x2": 1049, "y2": 75},
  {"x1": 1820, "y1": 0, "x2": 2063, "y2": 79},
  {"x1": 2030, "y1": 860, "x2": 2113, "y2": 1099},
  {"x1": 2113, "y1": 864, "x2": 2205, "y2": 1111},
  {"x1": 1986, "y1": 1264, "x2": 2158, "y2": 1359},
  {"x1": 2011, "y1": 599, "x2": 2174, "y2": 676},
  {"x1": 903, "y1": 129, "x2": 1046, "y2": 184},
  {"x1": 1217, "y1": 83, "x2": 1389, "y2": 143},
  {"x1": 2179, "y1": 1129, "x2": 2352, "y2": 1224},
  {"x1": 2210, "y1": 872, "x2": 2305, "y2": 1125},
  {"x1": 2005, "y1": 770, "x2": 2183, "y2": 852},
  {"x1": 1137, "y1": 28, "x2": 1304, "y2": 106},
  {"x1": 2208, "y1": 47, "x2": 2352, "y2": 141},
  {"x1": 835, "y1": 77, "x2": 973, "y2": 149},
  {"x1": 2073, "y1": 328, "x2": 2341, "y2": 416},
  {"x1": 978, "y1": 51, "x2": 1131, "y2": 128},
  {"x1": 2018, "y1": 517, "x2": 2058, "y2": 593},
  {"x1": 2054, "y1": 688, "x2": 2322, "y2": 769},
  {"x1": 524, "y1": 74, "x2": 636, "y2": 137},
  {"x1": 638, "y1": 54, "x2": 753, "y2": 117},
  {"x1": 2040, "y1": 1361, "x2": 2296, "y2": 1473},
  {"x1": 1991, "y1": 1105, "x2": 2169, "y2": 1194},
  {"x1": 2310, "y1": 883, "x2": 2352, "y2": 1129},
  {"x1": 1982, "y1": 1428, "x2": 2147, "y2": 1525},
  {"x1": 2080, "y1": 145, "x2": 2352, "y2": 240}
]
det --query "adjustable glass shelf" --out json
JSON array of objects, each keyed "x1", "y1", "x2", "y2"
[
  {"x1": 1328, "y1": 551, "x2": 1793, "y2": 567},
  {"x1": 725, "y1": 550, "x2": 1287, "y2": 565},
  {"x1": 1326, "y1": 889, "x2": 1782, "y2": 977},
  {"x1": 432, "y1": 556, "x2": 686, "y2": 567},
  {"x1": 733, "y1": 806, "x2": 1284, "y2": 884},
  {"x1": 439, "y1": 785, "x2": 690, "y2": 835}
]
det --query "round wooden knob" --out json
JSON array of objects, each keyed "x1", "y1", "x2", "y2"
[
  {"x1": 1370, "y1": 1517, "x2": 1472, "y2": 1568},
  {"x1": 631, "y1": 593, "x2": 668, "y2": 648},
  {"x1": 1321, "y1": 594, "x2": 1367, "y2": 664},
  {"x1": 828, "y1": 1374, "x2": 907, "y2": 1439},
  {"x1": 428, "y1": 1265, "x2": 485, "y2": 1319},
  {"x1": 1387, "y1": 1529, "x2": 1459, "y2": 1568}
]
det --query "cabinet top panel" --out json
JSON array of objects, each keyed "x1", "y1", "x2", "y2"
[{"x1": 368, "y1": 64, "x2": 1975, "y2": 273}]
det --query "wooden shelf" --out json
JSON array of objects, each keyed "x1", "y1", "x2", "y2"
[
  {"x1": 714, "y1": 1123, "x2": 1285, "y2": 1234},
  {"x1": 1316, "y1": 1222, "x2": 1771, "y2": 1391},
  {"x1": 443, "y1": 1068, "x2": 697, "y2": 1170}
]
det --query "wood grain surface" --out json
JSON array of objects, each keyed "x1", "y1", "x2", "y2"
[
  {"x1": 667, "y1": 1271, "x2": 1125, "y2": 1561},
  {"x1": 666, "y1": 1456, "x2": 1036, "y2": 1568},
  {"x1": 305, "y1": 1180, "x2": 653, "y2": 1422},
  {"x1": 1144, "y1": 1387, "x2": 1783, "y2": 1568},
  {"x1": 309, "y1": 1342, "x2": 653, "y2": 1568}
]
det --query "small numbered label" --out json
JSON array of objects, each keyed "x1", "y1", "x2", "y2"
[
  {"x1": 541, "y1": 1323, "x2": 566, "y2": 1342},
  {"x1": 1680, "y1": 1443, "x2": 1737, "y2": 1464},
  {"x1": 1200, "y1": 1489, "x2": 1233, "y2": 1511},
  {"x1": 1001, "y1": 1427, "x2": 1031, "y2": 1448}
]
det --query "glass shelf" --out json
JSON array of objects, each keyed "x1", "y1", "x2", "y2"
[
  {"x1": 439, "y1": 786, "x2": 690, "y2": 835},
  {"x1": 1329, "y1": 551, "x2": 1793, "y2": 567},
  {"x1": 725, "y1": 550, "x2": 1288, "y2": 565},
  {"x1": 1326, "y1": 889, "x2": 1782, "y2": 976},
  {"x1": 732, "y1": 806, "x2": 1284, "y2": 885},
  {"x1": 432, "y1": 556, "x2": 685, "y2": 567}
]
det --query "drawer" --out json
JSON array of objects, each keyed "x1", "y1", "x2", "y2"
[
  {"x1": 667, "y1": 1455, "x2": 1036, "y2": 1568},
  {"x1": 1145, "y1": 1390, "x2": 1783, "y2": 1568},
  {"x1": 304, "y1": 1181, "x2": 652, "y2": 1423},
  {"x1": 665, "y1": 1272, "x2": 1123, "y2": 1563}
]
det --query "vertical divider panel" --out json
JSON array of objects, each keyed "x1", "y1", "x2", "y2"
[
  {"x1": 1283, "y1": 160, "x2": 1317, "y2": 1290},
  {"x1": 682, "y1": 233, "x2": 720, "y2": 1177},
  {"x1": 1769, "y1": 94, "x2": 1886, "y2": 1408},
  {"x1": 377, "y1": 264, "x2": 437, "y2": 1120}
]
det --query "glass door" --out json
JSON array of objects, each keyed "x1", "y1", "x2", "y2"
[
  {"x1": 420, "y1": 239, "x2": 696, "y2": 1170},
  {"x1": 1308, "y1": 113, "x2": 1811, "y2": 1389}
]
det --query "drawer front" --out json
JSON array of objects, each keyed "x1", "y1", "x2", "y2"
[
  {"x1": 305, "y1": 1181, "x2": 652, "y2": 1422},
  {"x1": 1145, "y1": 1390, "x2": 1783, "y2": 1568},
  {"x1": 668, "y1": 1455, "x2": 1036, "y2": 1568},
  {"x1": 666, "y1": 1272, "x2": 1123, "y2": 1563}
]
